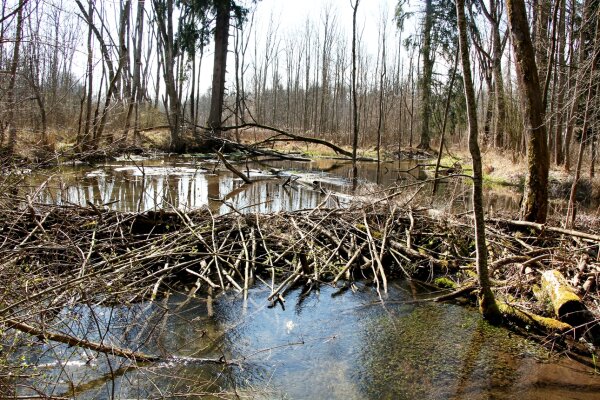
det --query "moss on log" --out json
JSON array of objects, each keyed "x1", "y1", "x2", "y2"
[
  {"x1": 497, "y1": 301, "x2": 573, "y2": 333},
  {"x1": 541, "y1": 269, "x2": 585, "y2": 322}
]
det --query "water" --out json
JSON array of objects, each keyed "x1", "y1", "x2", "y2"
[
  {"x1": 13, "y1": 155, "x2": 597, "y2": 398},
  {"x1": 18, "y1": 282, "x2": 600, "y2": 399},
  {"x1": 20, "y1": 155, "x2": 520, "y2": 215}
]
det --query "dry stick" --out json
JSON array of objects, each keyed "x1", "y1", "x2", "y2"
[
  {"x1": 363, "y1": 212, "x2": 387, "y2": 293},
  {"x1": 215, "y1": 150, "x2": 252, "y2": 184},
  {"x1": 220, "y1": 266, "x2": 244, "y2": 292},
  {"x1": 230, "y1": 248, "x2": 246, "y2": 280},
  {"x1": 79, "y1": 227, "x2": 97, "y2": 278},
  {"x1": 433, "y1": 284, "x2": 478, "y2": 302},
  {"x1": 378, "y1": 205, "x2": 396, "y2": 269},
  {"x1": 322, "y1": 231, "x2": 350, "y2": 270},
  {"x1": 388, "y1": 248, "x2": 413, "y2": 279},
  {"x1": 488, "y1": 218, "x2": 600, "y2": 242},
  {"x1": 185, "y1": 267, "x2": 220, "y2": 289},
  {"x1": 18, "y1": 210, "x2": 50, "y2": 247},
  {"x1": 26, "y1": 195, "x2": 47, "y2": 236},
  {"x1": 488, "y1": 255, "x2": 543, "y2": 273},
  {"x1": 485, "y1": 224, "x2": 533, "y2": 251},
  {"x1": 250, "y1": 226, "x2": 256, "y2": 281},
  {"x1": 268, "y1": 262, "x2": 304, "y2": 302},
  {"x1": 207, "y1": 210, "x2": 225, "y2": 290},
  {"x1": 406, "y1": 206, "x2": 415, "y2": 249},
  {"x1": 389, "y1": 238, "x2": 446, "y2": 269},
  {"x1": 237, "y1": 221, "x2": 250, "y2": 293},
  {"x1": 150, "y1": 263, "x2": 169, "y2": 301},
  {"x1": 332, "y1": 242, "x2": 367, "y2": 285},
  {"x1": 291, "y1": 218, "x2": 314, "y2": 277},
  {"x1": 6, "y1": 318, "x2": 159, "y2": 362},
  {"x1": 271, "y1": 209, "x2": 338, "y2": 265}
]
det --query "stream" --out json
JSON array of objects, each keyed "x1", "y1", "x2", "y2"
[{"x1": 13, "y1": 155, "x2": 600, "y2": 399}]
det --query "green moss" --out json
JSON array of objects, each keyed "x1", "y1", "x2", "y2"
[
  {"x1": 497, "y1": 301, "x2": 572, "y2": 332},
  {"x1": 483, "y1": 174, "x2": 512, "y2": 188},
  {"x1": 463, "y1": 269, "x2": 478, "y2": 279},
  {"x1": 434, "y1": 277, "x2": 456, "y2": 289}
]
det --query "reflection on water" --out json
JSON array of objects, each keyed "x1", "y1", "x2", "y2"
[
  {"x1": 19, "y1": 282, "x2": 600, "y2": 399},
  {"x1": 22, "y1": 156, "x2": 522, "y2": 215}
]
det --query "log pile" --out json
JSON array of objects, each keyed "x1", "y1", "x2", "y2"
[{"x1": 0, "y1": 197, "x2": 599, "y2": 350}]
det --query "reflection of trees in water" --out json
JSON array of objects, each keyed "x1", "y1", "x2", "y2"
[{"x1": 25, "y1": 159, "x2": 537, "y2": 215}]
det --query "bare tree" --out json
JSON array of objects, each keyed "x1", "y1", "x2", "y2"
[
  {"x1": 506, "y1": 0, "x2": 550, "y2": 223},
  {"x1": 207, "y1": 1, "x2": 232, "y2": 137},
  {"x1": 3, "y1": 0, "x2": 25, "y2": 153},
  {"x1": 351, "y1": 0, "x2": 360, "y2": 184},
  {"x1": 456, "y1": 0, "x2": 500, "y2": 322}
]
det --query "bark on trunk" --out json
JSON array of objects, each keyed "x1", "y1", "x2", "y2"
[
  {"x1": 456, "y1": 0, "x2": 500, "y2": 322},
  {"x1": 506, "y1": 0, "x2": 550, "y2": 223},
  {"x1": 5, "y1": 0, "x2": 24, "y2": 153},
  {"x1": 418, "y1": 0, "x2": 433, "y2": 150},
  {"x1": 207, "y1": 0, "x2": 231, "y2": 137}
]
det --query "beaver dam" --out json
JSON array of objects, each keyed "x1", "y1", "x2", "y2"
[{"x1": 1, "y1": 157, "x2": 599, "y2": 398}]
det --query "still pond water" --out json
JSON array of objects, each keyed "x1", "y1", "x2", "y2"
[
  {"x1": 22, "y1": 155, "x2": 521, "y2": 215},
  {"x1": 17, "y1": 155, "x2": 599, "y2": 399}
]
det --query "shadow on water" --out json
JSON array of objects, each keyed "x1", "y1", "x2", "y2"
[{"x1": 17, "y1": 282, "x2": 600, "y2": 399}]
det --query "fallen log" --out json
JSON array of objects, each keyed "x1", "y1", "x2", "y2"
[
  {"x1": 540, "y1": 269, "x2": 600, "y2": 343},
  {"x1": 488, "y1": 218, "x2": 600, "y2": 242},
  {"x1": 215, "y1": 122, "x2": 377, "y2": 161},
  {"x1": 496, "y1": 301, "x2": 573, "y2": 333},
  {"x1": 541, "y1": 269, "x2": 585, "y2": 322},
  {"x1": 220, "y1": 123, "x2": 354, "y2": 157},
  {"x1": 6, "y1": 318, "x2": 159, "y2": 362}
]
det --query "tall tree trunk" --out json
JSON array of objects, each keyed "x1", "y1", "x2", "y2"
[
  {"x1": 456, "y1": 0, "x2": 500, "y2": 322},
  {"x1": 418, "y1": 0, "x2": 433, "y2": 150},
  {"x1": 153, "y1": 0, "x2": 183, "y2": 152},
  {"x1": 376, "y1": 19, "x2": 386, "y2": 163},
  {"x1": 79, "y1": 0, "x2": 95, "y2": 152},
  {"x1": 490, "y1": 0, "x2": 507, "y2": 149},
  {"x1": 506, "y1": 0, "x2": 550, "y2": 223},
  {"x1": 5, "y1": 0, "x2": 24, "y2": 154},
  {"x1": 207, "y1": 0, "x2": 231, "y2": 137},
  {"x1": 565, "y1": 17, "x2": 600, "y2": 228},
  {"x1": 554, "y1": 0, "x2": 566, "y2": 165},
  {"x1": 351, "y1": 0, "x2": 360, "y2": 184},
  {"x1": 123, "y1": 0, "x2": 144, "y2": 145},
  {"x1": 564, "y1": 0, "x2": 594, "y2": 171},
  {"x1": 534, "y1": 0, "x2": 551, "y2": 84}
]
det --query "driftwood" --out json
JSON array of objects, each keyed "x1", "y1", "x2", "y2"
[{"x1": 6, "y1": 318, "x2": 159, "y2": 362}]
